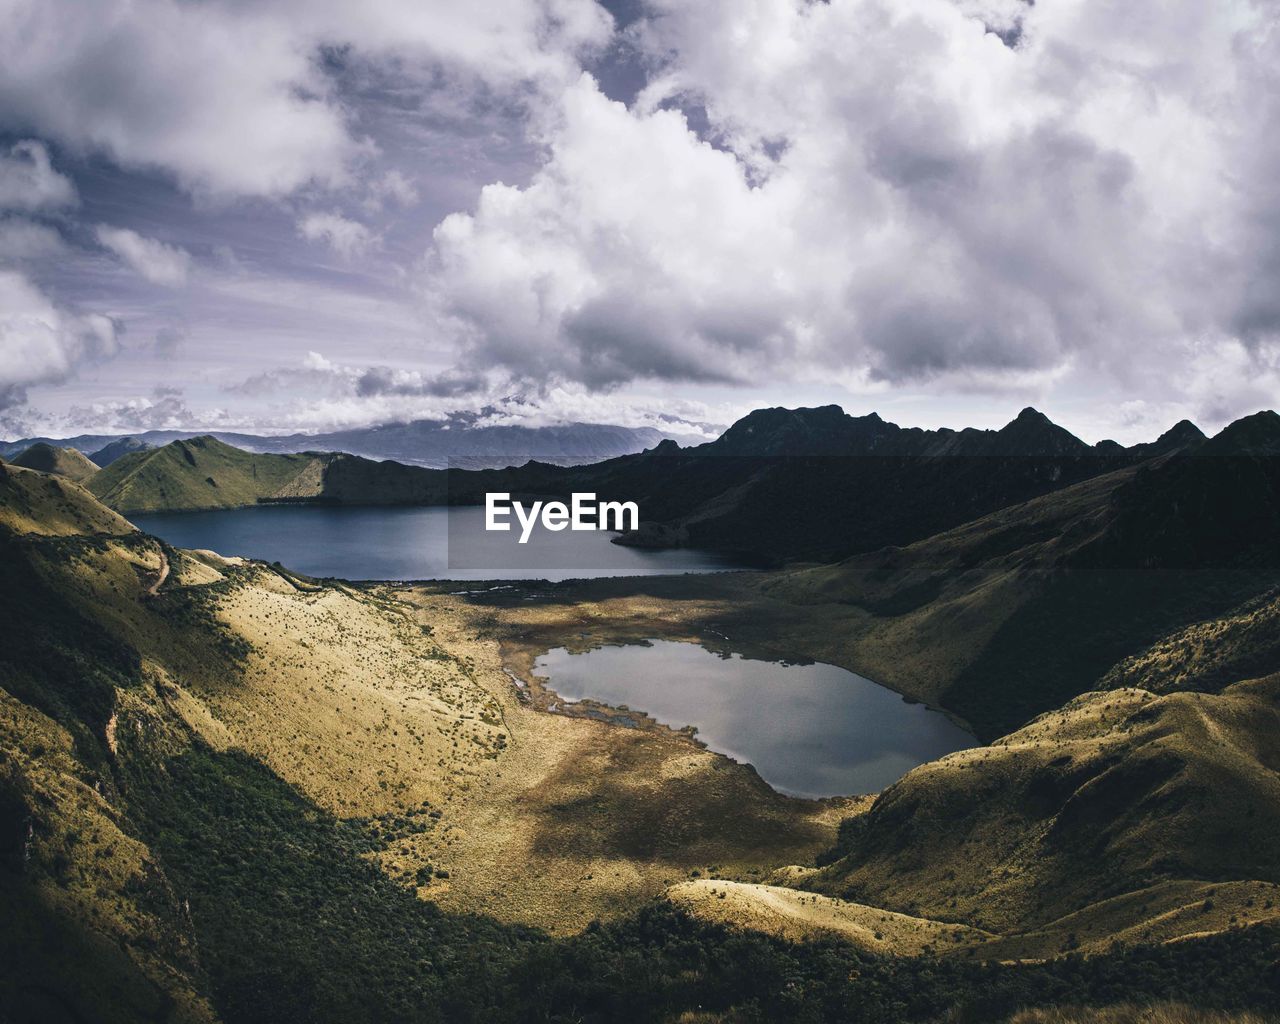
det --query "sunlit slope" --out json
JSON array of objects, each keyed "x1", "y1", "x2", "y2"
[
  {"x1": 799, "y1": 675, "x2": 1280, "y2": 934},
  {"x1": 0, "y1": 462, "x2": 847, "y2": 1020},
  {"x1": 10, "y1": 442, "x2": 100, "y2": 483},
  {"x1": 1100, "y1": 587, "x2": 1280, "y2": 696},
  {"x1": 0, "y1": 458, "x2": 134, "y2": 536},
  {"x1": 87, "y1": 435, "x2": 320, "y2": 514}
]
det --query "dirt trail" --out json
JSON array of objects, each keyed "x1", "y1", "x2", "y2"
[{"x1": 143, "y1": 548, "x2": 169, "y2": 596}]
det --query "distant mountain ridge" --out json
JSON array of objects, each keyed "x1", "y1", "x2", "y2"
[
  {"x1": 53, "y1": 404, "x2": 1279, "y2": 571},
  {"x1": 695, "y1": 404, "x2": 1212, "y2": 459},
  {"x1": 703, "y1": 405, "x2": 1098, "y2": 458},
  {"x1": 89, "y1": 436, "x2": 153, "y2": 466},
  {"x1": 0, "y1": 413, "x2": 709, "y2": 469}
]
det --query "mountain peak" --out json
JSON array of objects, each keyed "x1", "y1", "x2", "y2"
[
  {"x1": 707, "y1": 405, "x2": 900, "y2": 456},
  {"x1": 1201, "y1": 410, "x2": 1280, "y2": 456},
  {"x1": 984, "y1": 408, "x2": 1090, "y2": 456},
  {"x1": 1135, "y1": 419, "x2": 1207, "y2": 456},
  {"x1": 11, "y1": 442, "x2": 100, "y2": 483}
]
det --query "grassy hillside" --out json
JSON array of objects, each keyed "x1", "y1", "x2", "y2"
[
  {"x1": 1099, "y1": 588, "x2": 1280, "y2": 695},
  {"x1": 10, "y1": 442, "x2": 99, "y2": 483},
  {"x1": 0, "y1": 459, "x2": 134, "y2": 536},
  {"x1": 798, "y1": 678, "x2": 1280, "y2": 942},
  {"x1": 3, "y1": 463, "x2": 1279, "y2": 1021},
  {"x1": 87, "y1": 435, "x2": 320, "y2": 514},
  {"x1": 741, "y1": 444, "x2": 1280, "y2": 738}
]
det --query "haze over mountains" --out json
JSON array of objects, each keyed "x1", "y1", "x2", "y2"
[{"x1": 0, "y1": 412, "x2": 710, "y2": 469}]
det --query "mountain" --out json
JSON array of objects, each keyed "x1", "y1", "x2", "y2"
[
  {"x1": 87, "y1": 436, "x2": 320, "y2": 514},
  {"x1": 594, "y1": 406, "x2": 1122, "y2": 563},
  {"x1": 750, "y1": 418, "x2": 1280, "y2": 738},
  {"x1": 0, "y1": 451, "x2": 842, "y2": 1022},
  {"x1": 702, "y1": 405, "x2": 902, "y2": 456},
  {"x1": 88, "y1": 436, "x2": 153, "y2": 466},
  {"x1": 699, "y1": 404, "x2": 1095, "y2": 458},
  {"x1": 798, "y1": 661, "x2": 1280, "y2": 956},
  {"x1": 1198, "y1": 409, "x2": 1280, "y2": 456},
  {"x1": 9, "y1": 442, "x2": 99, "y2": 483},
  {"x1": 0, "y1": 414, "x2": 708, "y2": 469},
  {"x1": 3, "y1": 440, "x2": 1278, "y2": 1022},
  {"x1": 0, "y1": 459, "x2": 132, "y2": 536},
  {"x1": 67, "y1": 407, "x2": 1278, "y2": 580},
  {"x1": 1130, "y1": 419, "x2": 1207, "y2": 456}
]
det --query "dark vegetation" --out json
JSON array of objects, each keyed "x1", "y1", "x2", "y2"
[
  {"x1": 946, "y1": 445, "x2": 1280, "y2": 738},
  {"x1": 0, "y1": 537, "x2": 139, "y2": 744},
  {"x1": 944, "y1": 566, "x2": 1274, "y2": 739},
  {"x1": 120, "y1": 738, "x2": 1280, "y2": 1024}
]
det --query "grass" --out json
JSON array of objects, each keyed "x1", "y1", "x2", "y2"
[
  {"x1": 88, "y1": 435, "x2": 317, "y2": 514},
  {"x1": 1007, "y1": 1005, "x2": 1279, "y2": 1024}
]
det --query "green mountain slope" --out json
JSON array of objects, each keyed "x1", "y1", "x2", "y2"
[
  {"x1": 87, "y1": 435, "x2": 320, "y2": 514},
  {"x1": 0, "y1": 459, "x2": 134, "y2": 536},
  {"x1": 10, "y1": 442, "x2": 99, "y2": 483}
]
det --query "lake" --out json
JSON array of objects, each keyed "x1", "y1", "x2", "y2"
[
  {"x1": 130, "y1": 504, "x2": 753, "y2": 581},
  {"x1": 533, "y1": 640, "x2": 976, "y2": 798}
]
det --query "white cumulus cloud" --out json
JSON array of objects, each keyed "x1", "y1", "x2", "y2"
[
  {"x1": 424, "y1": 0, "x2": 1280, "y2": 416},
  {"x1": 95, "y1": 225, "x2": 192, "y2": 286},
  {"x1": 0, "y1": 0, "x2": 613, "y2": 200},
  {"x1": 0, "y1": 270, "x2": 118, "y2": 409}
]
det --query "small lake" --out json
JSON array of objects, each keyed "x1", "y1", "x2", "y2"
[
  {"x1": 533, "y1": 640, "x2": 975, "y2": 798},
  {"x1": 130, "y1": 505, "x2": 752, "y2": 581}
]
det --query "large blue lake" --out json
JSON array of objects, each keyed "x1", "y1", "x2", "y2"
[
  {"x1": 535, "y1": 640, "x2": 976, "y2": 797},
  {"x1": 130, "y1": 504, "x2": 751, "y2": 581}
]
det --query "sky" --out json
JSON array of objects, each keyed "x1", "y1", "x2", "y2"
[{"x1": 1, "y1": 0, "x2": 1278, "y2": 446}]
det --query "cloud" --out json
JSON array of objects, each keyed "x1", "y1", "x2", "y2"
[
  {"x1": 0, "y1": 139, "x2": 77, "y2": 211},
  {"x1": 0, "y1": 269, "x2": 118, "y2": 408},
  {"x1": 0, "y1": 217, "x2": 65, "y2": 261},
  {"x1": 64, "y1": 386, "x2": 199, "y2": 433},
  {"x1": 0, "y1": 0, "x2": 613, "y2": 199},
  {"x1": 230, "y1": 350, "x2": 481, "y2": 400},
  {"x1": 364, "y1": 169, "x2": 419, "y2": 211},
  {"x1": 297, "y1": 212, "x2": 377, "y2": 259},
  {"x1": 423, "y1": 0, "x2": 1280, "y2": 404},
  {"x1": 95, "y1": 225, "x2": 191, "y2": 286},
  {"x1": 215, "y1": 349, "x2": 726, "y2": 436},
  {"x1": 354, "y1": 365, "x2": 485, "y2": 398}
]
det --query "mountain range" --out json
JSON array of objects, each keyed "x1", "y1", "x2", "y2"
[
  {"x1": 8, "y1": 406, "x2": 1274, "y2": 572},
  {"x1": 0, "y1": 412, "x2": 710, "y2": 469},
  {"x1": 2, "y1": 418, "x2": 1279, "y2": 1022}
]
